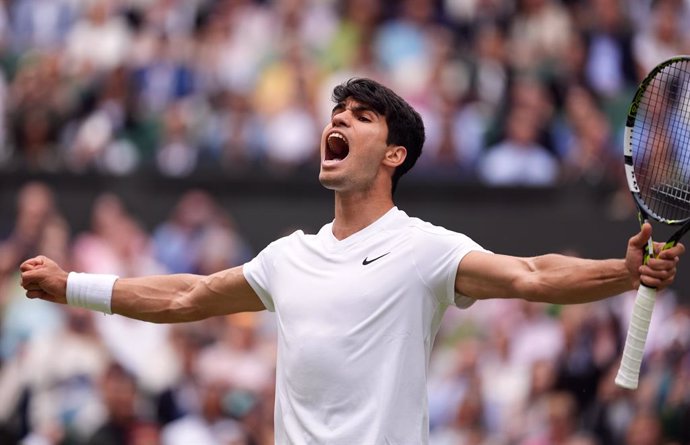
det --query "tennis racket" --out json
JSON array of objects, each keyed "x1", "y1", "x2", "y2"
[{"x1": 615, "y1": 56, "x2": 690, "y2": 390}]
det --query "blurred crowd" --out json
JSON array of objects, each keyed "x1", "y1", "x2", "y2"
[
  {"x1": 2, "y1": 0, "x2": 690, "y2": 444},
  {"x1": 0, "y1": 182, "x2": 267, "y2": 445},
  {"x1": 0, "y1": 0, "x2": 689, "y2": 186}
]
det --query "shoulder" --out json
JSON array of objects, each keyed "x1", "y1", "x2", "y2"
[
  {"x1": 404, "y1": 216, "x2": 475, "y2": 243},
  {"x1": 263, "y1": 229, "x2": 310, "y2": 252},
  {"x1": 391, "y1": 215, "x2": 484, "y2": 259}
]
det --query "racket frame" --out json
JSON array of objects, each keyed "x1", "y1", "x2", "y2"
[{"x1": 617, "y1": 55, "x2": 690, "y2": 389}]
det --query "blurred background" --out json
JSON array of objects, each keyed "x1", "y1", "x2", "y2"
[{"x1": 1, "y1": 0, "x2": 690, "y2": 444}]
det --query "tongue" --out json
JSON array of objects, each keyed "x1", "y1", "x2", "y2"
[{"x1": 329, "y1": 136, "x2": 348, "y2": 158}]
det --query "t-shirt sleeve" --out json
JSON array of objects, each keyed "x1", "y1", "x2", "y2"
[
  {"x1": 242, "y1": 243, "x2": 278, "y2": 312},
  {"x1": 412, "y1": 223, "x2": 488, "y2": 308}
]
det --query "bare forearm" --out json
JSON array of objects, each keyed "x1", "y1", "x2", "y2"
[
  {"x1": 19, "y1": 258, "x2": 264, "y2": 322},
  {"x1": 459, "y1": 224, "x2": 683, "y2": 304},
  {"x1": 520, "y1": 254, "x2": 634, "y2": 304},
  {"x1": 112, "y1": 266, "x2": 264, "y2": 323},
  {"x1": 112, "y1": 274, "x2": 202, "y2": 323},
  {"x1": 458, "y1": 252, "x2": 636, "y2": 303}
]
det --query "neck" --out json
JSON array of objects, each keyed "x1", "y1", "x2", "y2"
[{"x1": 332, "y1": 189, "x2": 394, "y2": 240}]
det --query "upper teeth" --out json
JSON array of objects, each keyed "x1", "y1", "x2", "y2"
[{"x1": 329, "y1": 133, "x2": 347, "y2": 143}]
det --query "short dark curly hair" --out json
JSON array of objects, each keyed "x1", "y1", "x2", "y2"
[{"x1": 331, "y1": 78, "x2": 425, "y2": 194}]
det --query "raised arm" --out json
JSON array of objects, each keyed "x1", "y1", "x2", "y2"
[
  {"x1": 20, "y1": 256, "x2": 265, "y2": 323},
  {"x1": 456, "y1": 223, "x2": 685, "y2": 304}
]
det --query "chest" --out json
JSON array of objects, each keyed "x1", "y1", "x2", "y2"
[{"x1": 269, "y1": 236, "x2": 431, "y2": 333}]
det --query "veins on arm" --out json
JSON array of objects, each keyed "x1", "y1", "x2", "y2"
[
  {"x1": 112, "y1": 265, "x2": 265, "y2": 323},
  {"x1": 456, "y1": 251, "x2": 633, "y2": 304}
]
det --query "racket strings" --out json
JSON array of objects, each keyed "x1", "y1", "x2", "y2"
[{"x1": 633, "y1": 60, "x2": 690, "y2": 222}]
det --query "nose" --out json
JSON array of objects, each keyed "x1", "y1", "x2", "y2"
[{"x1": 331, "y1": 109, "x2": 351, "y2": 128}]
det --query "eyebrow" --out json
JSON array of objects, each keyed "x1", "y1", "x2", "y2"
[{"x1": 331, "y1": 102, "x2": 379, "y2": 116}]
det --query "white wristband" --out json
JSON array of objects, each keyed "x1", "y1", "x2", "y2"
[{"x1": 66, "y1": 272, "x2": 119, "y2": 314}]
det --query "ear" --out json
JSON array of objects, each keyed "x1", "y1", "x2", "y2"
[{"x1": 382, "y1": 145, "x2": 407, "y2": 168}]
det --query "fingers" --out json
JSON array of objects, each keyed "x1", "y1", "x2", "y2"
[
  {"x1": 639, "y1": 274, "x2": 675, "y2": 289},
  {"x1": 639, "y1": 255, "x2": 680, "y2": 288},
  {"x1": 19, "y1": 256, "x2": 45, "y2": 272},
  {"x1": 19, "y1": 256, "x2": 60, "y2": 288},
  {"x1": 22, "y1": 259, "x2": 58, "y2": 302},
  {"x1": 656, "y1": 242, "x2": 685, "y2": 259},
  {"x1": 19, "y1": 264, "x2": 53, "y2": 294},
  {"x1": 629, "y1": 223, "x2": 653, "y2": 249},
  {"x1": 20, "y1": 268, "x2": 43, "y2": 289},
  {"x1": 23, "y1": 283, "x2": 43, "y2": 291},
  {"x1": 25, "y1": 290, "x2": 56, "y2": 302}
]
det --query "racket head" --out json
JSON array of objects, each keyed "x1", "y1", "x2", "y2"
[{"x1": 624, "y1": 56, "x2": 690, "y2": 226}]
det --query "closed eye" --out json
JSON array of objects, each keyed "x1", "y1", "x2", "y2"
[{"x1": 356, "y1": 110, "x2": 377, "y2": 122}]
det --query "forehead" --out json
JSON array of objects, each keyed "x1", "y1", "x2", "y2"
[{"x1": 332, "y1": 97, "x2": 383, "y2": 115}]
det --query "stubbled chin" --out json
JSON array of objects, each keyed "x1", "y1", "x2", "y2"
[{"x1": 319, "y1": 169, "x2": 344, "y2": 190}]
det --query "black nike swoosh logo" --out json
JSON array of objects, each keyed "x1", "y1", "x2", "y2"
[{"x1": 362, "y1": 252, "x2": 391, "y2": 265}]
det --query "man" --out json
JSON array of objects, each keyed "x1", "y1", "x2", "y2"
[{"x1": 20, "y1": 78, "x2": 684, "y2": 444}]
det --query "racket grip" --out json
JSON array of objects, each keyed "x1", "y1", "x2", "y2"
[{"x1": 615, "y1": 285, "x2": 657, "y2": 390}]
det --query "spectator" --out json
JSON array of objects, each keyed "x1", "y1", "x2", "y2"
[
  {"x1": 429, "y1": 382, "x2": 489, "y2": 445},
  {"x1": 0, "y1": 307, "x2": 111, "y2": 444},
  {"x1": 508, "y1": 0, "x2": 575, "y2": 74},
  {"x1": 10, "y1": 0, "x2": 73, "y2": 52},
  {"x1": 72, "y1": 193, "x2": 173, "y2": 392},
  {"x1": 631, "y1": 0, "x2": 690, "y2": 79},
  {"x1": 196, "y1": 91, "x2": 264, "y2": 169},
  {"x1": 85, "y1": 362, "x2": 159, "y2": 445},
  {"x1": 66, "y1": 66, "x2": 142, "y2": 174},
  {"x1": 624, "y1": 411, "x2": 664, "y2": 445},
  {"x1": 581, "y1": 0, "x2": 636, "y2": 100},
  {"x1": 554, "y1": 85, "x2": 618, "y2": 186},
  {"x1": 156, "y1": 100, "x2": 199, "y2": 176},
  {"x1": 132, "y1": 33, "x2": 195, "y2": 114},
  {"x1": 520, "y1": 391, "x2": 580, "y2": 445},
  {"x1": 160, "y1": 379, "x2": 245, "y2": 445},
  {"x1": 374, "y1": 0, "x2": 442, "y2": 99},
  {"x1": 152, "y1": 189, "x2": 217, "y2": 274},
  {"x1": 584, "y1": 363, "x2": 636, "y2": 444},
  {"x1": 0, "y1": 183, "x2": 65, "y2": 359},
  {"x1": 8, "y1": 55, "x2": 64, "y2": 171},
  {"x1": 63, "y1": 0, "x2": 132, "y2": 76},
  {"x1": 320, "y1": 0, "x2": 382, "y2": 73},
  {"x1": 196, "y1": 313, "x2": 275, "y2": 394},
  {"x1": 478, "y1": 106, "x2": 560, "y2": 186}
]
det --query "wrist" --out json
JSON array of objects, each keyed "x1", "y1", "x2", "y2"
[{"x1": 66, "y1": 272, "x2": 119, "y2": 314}]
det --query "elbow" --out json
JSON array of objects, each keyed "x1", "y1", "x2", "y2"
[
  {"x1": 512, "y1": 275, "x2": 553, "y2": 303},
  {"x1": 167, "y1": 287, "x2": 205, "y2": 323},
  {"x1": 510, "y1": 256, "x2": 560, "y2": 303},
  {"x1": 112, "y1": 274, "x2": 209, "y2": 324},
  {"x1": 150, "y1": 298, "x2": 200, "y2": 323},
  {"x1": 168, "y1": 276, "x2": 229, "y2": 322}
]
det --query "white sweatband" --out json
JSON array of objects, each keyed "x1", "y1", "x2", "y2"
[{"x1": 66, "y1": 272, "x2": 119, "y2": 314}]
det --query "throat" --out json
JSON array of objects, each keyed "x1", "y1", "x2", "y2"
[{"x1": 332, "y1": 194, "x2": 395, "y2": 240}]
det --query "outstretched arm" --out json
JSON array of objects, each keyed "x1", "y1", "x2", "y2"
[
  {"x1": 456, "y1": 223, "x2": 685, "y2": 304},
  {"x1": 20, "y1": 256, "x2": 265, "y2": 323}
]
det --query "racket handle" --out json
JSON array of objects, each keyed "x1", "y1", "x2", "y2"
[{"x1": 615, "y1": 285, "x2": 657, "y2": 390}]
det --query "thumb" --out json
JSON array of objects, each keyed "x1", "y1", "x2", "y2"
[{"x1": 629, "y1": 222, "x2": 652, "y2": 249}]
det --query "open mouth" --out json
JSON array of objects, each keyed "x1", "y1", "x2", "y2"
[{"x1": 325, "y1": 132, "x2": 349, "y2": 162}]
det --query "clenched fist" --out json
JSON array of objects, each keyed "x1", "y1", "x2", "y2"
[{"x1": 20, "y1": 256, "x2": 69, "y2": 304}]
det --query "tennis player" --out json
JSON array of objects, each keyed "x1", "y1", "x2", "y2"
[{"x1": 20, "y1": 78, "x2": 684, "y2": 444}]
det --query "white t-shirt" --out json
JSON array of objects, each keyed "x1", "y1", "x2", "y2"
[{"x1": 243, "y1": 207, "x2": 486, "y2": 444}]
